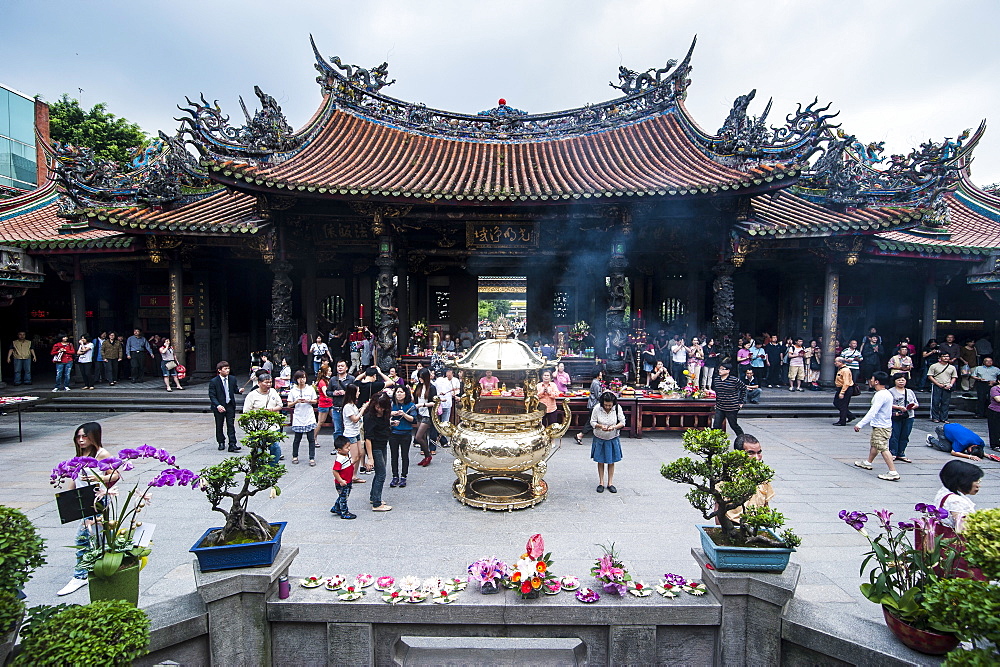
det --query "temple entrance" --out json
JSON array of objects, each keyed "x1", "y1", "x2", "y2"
[{"x1": 478, "y1": 276, "x2": 526, "y2": 338}]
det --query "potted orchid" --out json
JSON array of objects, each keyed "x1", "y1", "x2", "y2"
[
  {"x1": 839, "y1": 503, "x2": 969, "y2": 654},
  {"x1": 50, "y1": 445, "x2": 199, "y2": 605},
  {"x1": 468, "y1": 558, "x2": 508, "y2": 595},
  {"x1": 510, "y1": 534, "x2": 556, "y2": 599},
  {"x1": 590, "y1": 543, "x2": 632, "y2": 596}
]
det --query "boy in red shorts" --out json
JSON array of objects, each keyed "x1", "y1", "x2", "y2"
[{"x1": 331, "y1": 436, "x2": 357, "y2": 519}]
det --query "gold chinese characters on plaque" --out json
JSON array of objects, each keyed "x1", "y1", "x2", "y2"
[{"x1": 466, "y1": 222, "x2": 538, "y2": 250}]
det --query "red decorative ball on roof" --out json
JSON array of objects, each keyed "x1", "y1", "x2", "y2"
[{"x1": 498, "y1": 98, "x2": 506, "y2": 106}]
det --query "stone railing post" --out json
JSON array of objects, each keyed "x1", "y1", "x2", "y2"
[
  {"x1": 693, "y1": 548, "x2": 799, "y2": 667},
  {"x1": 194, "y1": 546, "x2": 298, "y2": 666}
]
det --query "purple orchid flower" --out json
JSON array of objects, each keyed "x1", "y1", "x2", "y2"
[
  {"x1": 874, "y1": 508, "x2": 893, "y2": 530},
  {"x1": 838, "y1": 510, "x2": 868, "y2": 531},
  {"x1": 147, "y1": 468, "x2": 199, "y2": 488}
]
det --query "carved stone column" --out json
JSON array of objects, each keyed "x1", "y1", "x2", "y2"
[
  {"x1": 351, "y1": 203, "x2": 411, "y2": 370},
  {"x1": 193, "y1": 270, "x2": 212, "y2": 378},
  {"x1": 269, "y1": 259, "x2": 294, "y2": 364},
  {"x1": 820, "y1": 263, "x2": 839, "y2": 385},
  {"x1": 711, "y1": 261, "x2": 736, "y2": 355},
  {"x1": 923, "y1": 273, "x2": 938, "y2": 347},
  {"x1": 169, "y1": 259, "x2": 184, "y2": 350},
  {"x1": 373, "y1": 216, "x2": 398, "y2": 371},
  {"x1": 70, "y1": 255, "x2": 86, "y2": 340},
  {"x1": 605, "y1": 210, "x2": 631, "y2": 376}
]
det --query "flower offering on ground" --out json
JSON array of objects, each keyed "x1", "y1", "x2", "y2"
[
  {"x1": 468, "y1": 557, "x2": 508, "y2": 589},
  {"x1": 511, "y1": 533, "x2": 556, "y2": 598},
  {"x1": 628, "y1": 580, "x2": 652, "y2": 597},
  {"x1": 590, "y1": 542, "x2": 632, "y2": 596},
  {"x1": 656, "y1": 573, "x2": 687, "y2": 598}
]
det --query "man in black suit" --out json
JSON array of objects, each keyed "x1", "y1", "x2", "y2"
[{"x1": 209, "y1": 361, "x2": 243, "y2": 452}]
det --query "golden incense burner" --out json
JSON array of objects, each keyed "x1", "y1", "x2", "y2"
[{"x1": 432, "y1": 319, "x2": 570, "y2": 510}]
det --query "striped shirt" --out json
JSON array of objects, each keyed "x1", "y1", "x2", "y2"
[{"x1": 713, "y1": 376, "x2": 747, "y2": 411}]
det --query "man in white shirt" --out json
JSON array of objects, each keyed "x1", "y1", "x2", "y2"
[
  {"x1": 853, "y1": 371, "x2": 900, "y2": 481},
  {"x1": 670, "y1": 337, "x2": 688, "y2": 386},
  {"x1": 432, "y1": 368, "x2": 460, "y2": 448}
]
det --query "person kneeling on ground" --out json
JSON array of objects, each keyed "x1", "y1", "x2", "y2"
[{"x1": 926, "y1": 422, "x2": 992, "y2": 462}]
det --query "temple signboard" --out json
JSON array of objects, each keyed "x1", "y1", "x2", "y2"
[{"x1": 466, "y1": 221, "x2": 538, "y2": 250}]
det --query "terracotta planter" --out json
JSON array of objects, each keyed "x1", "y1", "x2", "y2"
[
  {"x1": 88, "y1": 561, "x2": 140, "y2": 606},
  {"x1": 882, "y1": 606, "x2": 959, "y2": 656}
]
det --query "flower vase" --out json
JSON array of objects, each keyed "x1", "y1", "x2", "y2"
[
  {"x1": 88, "y1": 561, "x2": 140, "y2": 606},
  {"x1": 602, "y1": 582, "x2": 626, "y2": 596},
  {"x1": 480, "y1": 581, "x2": 500, "y2": 595},
  {"x1": 522, "y1": 589, "x2": 540, "y2": 600},
  {"x1": 882, "y1": 606, "x2": 959, "y2": 656}
]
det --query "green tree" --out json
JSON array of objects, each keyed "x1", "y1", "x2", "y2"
[
  {"x1": 47, "y1": 94, "x2": 148, "y2": 164},
  {"x1": 478, "y1": 299, "x2": 512, "y2": 321}
]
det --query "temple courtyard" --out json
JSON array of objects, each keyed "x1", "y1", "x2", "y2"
[{"x1": 3, "y1": 393, "x2": 998, "y2": 631}]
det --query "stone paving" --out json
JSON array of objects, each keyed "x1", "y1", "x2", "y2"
[{"x1": 3, "y1": 386, "x2": 997, "y2": 628}]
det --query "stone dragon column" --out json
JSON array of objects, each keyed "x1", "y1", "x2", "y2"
[
  {"x1": 373, "y1": 212, "x2": 398, "y2": 372},
  {"x1": 605, "y1": 208, "x2": 631, "y2": 378}
]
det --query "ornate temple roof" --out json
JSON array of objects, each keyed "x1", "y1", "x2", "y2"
[
  {"x1": 738, "y1": 190, "x2": 921, "y2": 239},
  {"x1": 0, "y1": 182, "x2": 133, "y2": 252},
  {"x1": 80, "y1": 189, "x2": 266, "y2": 236},
  {"x1": 872, "y1": 174, "x2": 1000, "y2": 260},
  {"x1": 178, "y1": 37, "x2": 840, "y2": 205},
  {"x1": 204, "y1": 109, "x2": 798, "y2": 203}
]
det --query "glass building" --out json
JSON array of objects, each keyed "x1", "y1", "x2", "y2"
[{"x1": 0, "y1": 84, "x2": 37, "y2": 193}]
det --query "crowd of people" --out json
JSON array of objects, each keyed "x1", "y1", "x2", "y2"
[
  {"x1": 5, "y1": 328, "x2": 188, "y2": 392},
  {"x1": 209, "y1": 345, "x2": 477, "y2": 517}
]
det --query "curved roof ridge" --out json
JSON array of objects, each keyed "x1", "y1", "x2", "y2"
[
  {"x1": 0, "y1": 180, "x2": 58, "y2": 219},
  {"x1": 308, "y1": 34, "x2": 698, "y2": 144}
]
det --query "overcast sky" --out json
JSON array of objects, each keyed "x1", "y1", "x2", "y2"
[{"x1": 5, "y1": 0, "x2": 999, "y2": 186}]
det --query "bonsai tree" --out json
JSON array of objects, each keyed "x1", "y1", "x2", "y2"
[
  {"x1": 198, "y1": 409, "x2": 286, "y2": 546},
  {"x1": 0, "y1": 505, "x2": 46, "y2": 592},
  {"x1": 922, "y1": 507, "x2": 1000, "y2": 665},
  {"x1": 13, "y1": 600, "x2": 149, "y2": 666},
  {"x1": 660, "y1": 428, "x2": 800, "y2": 547}
]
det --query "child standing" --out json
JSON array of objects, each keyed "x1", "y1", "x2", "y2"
[{"x1": 331, "y1": 435, "x2": 357, "y2": 519}]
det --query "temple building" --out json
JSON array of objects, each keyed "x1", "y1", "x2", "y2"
[{"x1": 1, "y1": 36, "x2": 998, "y2": 382}]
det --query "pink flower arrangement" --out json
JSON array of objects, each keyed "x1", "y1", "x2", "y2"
[{"x1": 590, "y1": 543, "x2": 631, "y2": 596}]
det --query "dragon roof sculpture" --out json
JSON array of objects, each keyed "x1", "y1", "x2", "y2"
[{"x1": 53, "y1": 130, "x2": 211, "y2": 214}]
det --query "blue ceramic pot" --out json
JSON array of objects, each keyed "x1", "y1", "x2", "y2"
[
  {"x1": 696, "y1": 524, "x2": 794, "y2": 573},
  {"x1": 190, "y1": 521, "x2": 287, "y2": 572}
]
